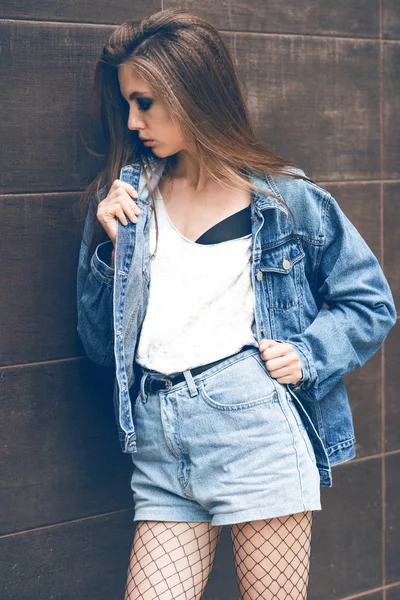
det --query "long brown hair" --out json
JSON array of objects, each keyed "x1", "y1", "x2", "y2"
[{"x1": 78, "y1": 8, "x2": 307, "y2": 259}]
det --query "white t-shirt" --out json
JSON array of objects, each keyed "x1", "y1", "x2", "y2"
[{"x1": 135, "y1": 188, "x2": 258, "y2": 374}]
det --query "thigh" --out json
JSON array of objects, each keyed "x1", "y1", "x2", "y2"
[
  {"x1": 230, "y1": 511, "x2": 313, "y2": 600},
  {"x1": 124, "y1": 520, "x2": 222, "y2": 600}
]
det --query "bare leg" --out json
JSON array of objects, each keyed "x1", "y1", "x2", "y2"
[
  {"x1": 230, "y1": 511, "x2": 313, "y2": 599},
  {"x1": 124, "y1": 521, "x2": 222, "y2": 600}
]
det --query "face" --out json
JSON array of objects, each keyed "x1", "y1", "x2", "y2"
[{"x1": 117, "y1": 63, "x2": 186, "y2": 157}]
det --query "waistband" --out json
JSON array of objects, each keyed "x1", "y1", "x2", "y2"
[{"x1": 138, "y1": 345, "x2": 257, "y2": 393}]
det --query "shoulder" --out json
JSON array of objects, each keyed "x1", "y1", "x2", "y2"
[
  {"x1": 270, "y1": 166, "x2": 332, "y2": 209},
  {"x1": 267, "y1": 166, "x2": 338, "y2": 239}
]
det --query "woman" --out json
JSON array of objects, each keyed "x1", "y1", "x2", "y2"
[{"x1": 76, "y1": 8, "x2": 396, "y2": 600}]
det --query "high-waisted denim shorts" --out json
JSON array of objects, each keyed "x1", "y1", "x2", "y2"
[{"x1": 130, "y1": 346, "x2": 321, "y2": 526}]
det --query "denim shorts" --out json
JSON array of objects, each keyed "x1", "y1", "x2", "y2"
[{"x1": 130, "y1": 346, "x2": 321, "y2": 526}]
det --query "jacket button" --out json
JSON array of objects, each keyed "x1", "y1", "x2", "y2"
[
  {"x1": 282, "y1": 258, "x2": 291, "y2": 270},
  {"x1": 256, "y1": 271, "x2": 263, "y2": 281}
]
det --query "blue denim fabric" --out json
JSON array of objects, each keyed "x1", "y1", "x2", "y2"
[
  {"x1": 76, "y1": 156, "x2": 397, "y2": 487},
  {"x1": 130, "y1": 346, "x2": 321, "y2": 525}
]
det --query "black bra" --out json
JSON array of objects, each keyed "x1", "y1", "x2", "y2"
[{"x1": 195, "y1": 205, "x2": 252, "y2": 244}]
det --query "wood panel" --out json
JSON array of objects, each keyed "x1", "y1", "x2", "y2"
[
  {"x1": 0, "y1": 358, "x2": 132, "y2": 535},
  {"x1": 385, "y1": 453, "x2": 400, "y2": 584},
  {"x1": 383, "y1": 43, "x2": 400, "y2": 179},
  {"x1": 349, "y1": 593, "x2": 382, "y2": 600},
  {"x1": 0, "y1": 21, "x2": 112, "y2": 194},
  {"x1": 384, "y1": 321, "x2": 400, "y2": 452},
  {"x1": 0, "y1": 510, "x2": 134, "y2": 599},
  {"x1": 308, "y1": 459, "x2": 382, "y2": 600},
  {"x1": 0, "y1": 0, "x2": 160, "y2": 24},
  {"x1": 166, "y1": 0, "x2": 379, "y2": 38},
  {"x1": 0, "y1": 22, "x2": 383, "y2": 194},
  {"x1": 344, "y1": 351, "x2": 382, "y2": 458},
  {"x1": 223, "y1": 32, "x2": 380, "y2": 181},
  {"x1": 383, "y1": 182, "x2": 400, "y2": 312},
  {"x1": 383, "y1": 0, "x2": 400, "y2": 39},
  {"x1": 0, "y1": 192, "x2": 87, "y2": 365},
  {"x1": 386, "y1": 585, "x2": 400, "y2": 600}
]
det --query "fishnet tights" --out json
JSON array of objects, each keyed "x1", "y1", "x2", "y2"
[
  {"x1": 123, "y1": 521, "x2": 222, "y2": 600},
  {"x1": 124, "y1": 511, "x2": 313, "y2": 600},
  {"x1": 231, "y1": 511, "x2": 313, "y2": 599}
]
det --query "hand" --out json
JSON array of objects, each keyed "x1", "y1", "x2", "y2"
[
  {"x1": 96, "y1": 179, "x2": 141, "y2": 247},
  {"x1": 259, "y1": 339, "x2": 303, "y2": 385}
]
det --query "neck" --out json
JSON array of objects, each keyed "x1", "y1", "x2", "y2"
[{"x1": 168, "y1": 150, "x2": 212, "y2": 193}]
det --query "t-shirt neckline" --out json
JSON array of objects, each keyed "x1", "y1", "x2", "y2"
[{"x1": 156, "y1": 189, "x2": 252, "y2": 247}]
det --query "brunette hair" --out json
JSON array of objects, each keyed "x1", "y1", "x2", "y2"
[{"x1": 78, "y1": 8, "x2": 307, "y2": 259}]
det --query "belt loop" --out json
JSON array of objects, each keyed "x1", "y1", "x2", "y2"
[
  {"x1": 140, "y1": 372, "x2": 148, "y2": 403},
  {"x1": 183, "y1": 369, "x2": 199, "y2": 397}
]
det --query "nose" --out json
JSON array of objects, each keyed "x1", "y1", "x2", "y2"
[{"x1": 127, "y1": 108, "x2": 145, "y2": 131}]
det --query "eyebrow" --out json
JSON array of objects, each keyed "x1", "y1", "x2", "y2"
[{"x1": 127, "y1": 91, "x2": 152, "y2": 101}]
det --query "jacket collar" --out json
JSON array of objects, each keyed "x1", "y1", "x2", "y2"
[{"x1": 120, "y1": 156, "x2": 289, "y2": 216}]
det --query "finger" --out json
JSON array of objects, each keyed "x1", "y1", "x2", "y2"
[
  {"x1": 111, "y1": 179, "x2": 139, "y2": 200},
  {"x1": 274, "y1": 376, "x2": 296, "y2": 385},
  {"x1": 110, "y1": 190, "x2": 141, "y2": 215},
  {"x1": 114, "y1": 189, "x2": 142, "y2": 215},
  {"x1": 114, "y1": 204, "x2": 139, "y2": 225},
  {"x1": 258, "y1": 338, "x2": 278, "y2": 351},
  {"x1": 268, "y1": 366, "x2": 294, "y2": 379},
  {"x1": 260, "y1": 343, "x2": 288, "y2": 360},
  {"x1": 129, "y1": 211, "x2": 139, "y2": 223},
  {"x1": 271, "y1": 366, "x2": 303, "y2": 384},
  {"x1": 268, "y1": 365, "x2": 303, "y2": 383},
  {"x1": 114, "y1": 203, "x2": 129, "y2": 226},
  {"x1": 264, "y1": 355, "x2": 293, "y2": 371},
  {"x1": 108, "y1": 188, "x2": 141, "y2": 221},
  {"x1": 259, "y1": 338, "x2": 287, "y2": 351}
]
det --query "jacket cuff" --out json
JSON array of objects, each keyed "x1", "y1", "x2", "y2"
[
  {"x1": 287, "y1": 340, "x2": 316, "y2": 393},
  {"x1": 90, "y1": 240, "x2": 115, "y2": 287}
]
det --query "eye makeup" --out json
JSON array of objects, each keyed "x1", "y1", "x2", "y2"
[{"x1": 137, "y1": 98, "x2": 153, "y2": 111}]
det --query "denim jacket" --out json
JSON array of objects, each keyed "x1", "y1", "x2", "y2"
[{"x1": 76, "y1": 156, "x2": 397, "y2": 487}]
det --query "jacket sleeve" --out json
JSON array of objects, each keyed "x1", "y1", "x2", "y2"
[
  {"x1": 287, "y1": 192, "x2": 397, "y2": 401},
  {"x1": 76, "y1": 190, "x2": 116, "y2": 368}
]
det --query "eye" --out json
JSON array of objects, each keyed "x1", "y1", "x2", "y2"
[{"x1": 137, "y1": 98, "x2": 152, "y2": 111}]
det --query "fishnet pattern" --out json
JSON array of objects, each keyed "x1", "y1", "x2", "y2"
[
  {"x1": 124, "y1": 512, "x2": 312, "y2": 599},
  {"x1": 230, "y1": 511, "x2": 313, "y2": 600},
  {"x1": 124, "y1": 520, "x2": 222, "y2": 600}
]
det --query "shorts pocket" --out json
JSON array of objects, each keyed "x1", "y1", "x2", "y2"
[
  {"x1": 286, "y1": 395, "x2": 317, "y2": 464},
  {"x1": 198, "y1": 354, "x2": 278, "y2": 411}
]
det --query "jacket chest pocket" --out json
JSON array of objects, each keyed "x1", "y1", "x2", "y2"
[{"x1": 259, "y1": 239, "x2": 305, "y2": 309}]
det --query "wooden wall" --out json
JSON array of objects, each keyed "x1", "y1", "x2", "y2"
[{"x1": 1, "y1": 2, "x2": 399, "y2": 598}]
